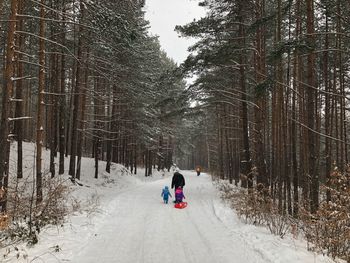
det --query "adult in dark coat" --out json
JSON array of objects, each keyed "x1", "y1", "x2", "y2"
[{"x1": 171, "y1": 171, "x2": 185, "y2": 191}]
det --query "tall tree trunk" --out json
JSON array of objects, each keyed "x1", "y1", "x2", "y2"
[
  {"x1": 144, "y1": 150, "x2": 148, "y2": 177},
  {"x1": 58, "y1": 0, "x2": 66, "y2": 175},
  {"x1": 292, "y1": 0, "x2": 301, "y2": 217},
  {"x1": 68, "y1": 0, "x2": 85, "y2": 179},
  {"x1": 217, "y1": 106, "x2": 224, "y2": 180},
  {"x1": 36, "y1": 0, "x2": 46, "y2": 203},
  {"x1": 105, "y1": 98, "x2": 112, "y2": 174},
  {"x1": 238, "y1": 7, "x2": 252, "y2": 188},
  {"x1": 336, "y1": 0, "x2": 346, "y2": 169},
  {"x1": 0, "y1": 0, "x2": 18, "y2": 211},
  {"x1": 254, "y1": 0, "x2": 268, "y2": 189},
  {"x1": 49, "y1": 50, "x2": 58, "y2": 178},
  {"x1": 148, "y1": 150, "x2": 152, "y2": 176},
  {"x1": 306, "y1": 0, "x2": 318, "y2": 213},
  {"x1": 76, "y1": 50, "x2": 88, "y2": 180},
  {"x1": 93, "y1": 77, "x2": 101, "y2": 179},
  {"x1": 323, "y1": 10, "x2": 331, "y2": 202},
  {"x1": 94, "y1": 138, "x2": 99, "y2": 179},
  {"x1": 15, "y1": 0, "x2": 24, "y2": 179},
  {"x1": 157, "y1": 136, "x2": 163, "y2": 171}
]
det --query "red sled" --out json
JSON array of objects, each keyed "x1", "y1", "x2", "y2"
[{"x1": 174, "y1": 202, "x2": 188, "y2": 209}]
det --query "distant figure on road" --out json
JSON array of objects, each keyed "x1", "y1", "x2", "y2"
[
  {"x1": 171, "y1": 169, "x2": 185, "y2": 197},
  {"x1": 196, "y1": 166, "x2": 201, "y2": 176},
  {"x1": 161, "y1": 186, "x2": 172, "y2": 204}
]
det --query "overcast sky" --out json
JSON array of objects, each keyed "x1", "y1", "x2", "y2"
[{"x1": 144, "y1": 0, "x2": 206, "y2": 65}]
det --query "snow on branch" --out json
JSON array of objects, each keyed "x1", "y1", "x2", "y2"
[
  {"x1": 17, "y1": 59, "x2": 49, "y2": 69},
  {"x1": 11, "y1": 75, "x2": 32, "y2": 81},
  {"x1": 30, "y1": 0, "x2": 75, "y2": 18},
  {"x1": 8, "y1": 117, "x2": 33, "y2": 121},
  {"x1": 15, "y1": 31, "x2": 78, "y2": 62},
  {"x1": 16, "y1": 14, "x2": 97, "y2": 30}
]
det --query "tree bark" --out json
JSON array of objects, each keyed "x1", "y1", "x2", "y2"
[
  {"x1": 58, "y1": 0, "x2": 66, "y2": 175},
  {"x1": 306, "y1": 0, "x2": 318, "y2": 213},
  {"x1": 0, "y1": 0, "x2": 18, "y2": 211},
  {"x1": 254, "y1": 0, "x2": 268, "y2": 189},
  {"x1": 76, "y1": 50, "x2": 89, "y2": 180},
  {"x1": 15, "y1": 0, "x2": 24, "y2": 179},
  {"x1": 36, "y1": 0, "x2": 46, "y2": 203},
  {"x1": 69, "y1": 0, "x2": 85, "y2": 179}
]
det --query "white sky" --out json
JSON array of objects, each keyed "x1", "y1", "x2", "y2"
[{"x1": 144, "y1": 0, "x2": 206, "y2": 65}]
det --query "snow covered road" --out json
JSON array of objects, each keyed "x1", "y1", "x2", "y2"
[
  {"x1": 70, "y1": 171, "x2": 333, "y2": 263},
  {"x1": 2, "y1": 169, "x2": 335, "y2": 263},
  {"x1": 72, "y1": 171, "x2": 265, "y2": 263}
]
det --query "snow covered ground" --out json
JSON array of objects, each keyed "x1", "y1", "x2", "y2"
[{"x1": 0, "y1": 145, "x2": 339, "y2": 262}]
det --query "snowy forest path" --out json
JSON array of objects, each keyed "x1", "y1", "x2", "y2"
[{"x1": 72, "y1": 171, "x2": 268, "y2": 263}]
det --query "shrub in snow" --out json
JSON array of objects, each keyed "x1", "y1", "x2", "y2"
[
  {"x1": 301, "y1": 166, "x2": 350, "y2": 262},
  {"x1": 1, "y1": 173, "x2": 71, "y2": 246},
  {"x1": 217, "y1": 181, "x2": 291, "y2": 238},
  {"x1": 83, "y1": 192, "x2": 101, "y2": 217},
  {"x1": 0, "y1": 213, "x2": 9, "y2": 230}
]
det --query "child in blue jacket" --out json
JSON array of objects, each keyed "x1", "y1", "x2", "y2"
[{"x1": 161, "y1": 186, "x2": 172, "y2": 204}]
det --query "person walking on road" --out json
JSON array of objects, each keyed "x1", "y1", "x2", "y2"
[
  {"x1": 161, "y1": 186, "x2": 172, "y2": 204},
  {"x1": 171, "y1": 169, "x2": 185, "y2": 197},
  {"x1": 196, "y1": 166, "x2": 201, "y2": 176}
]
